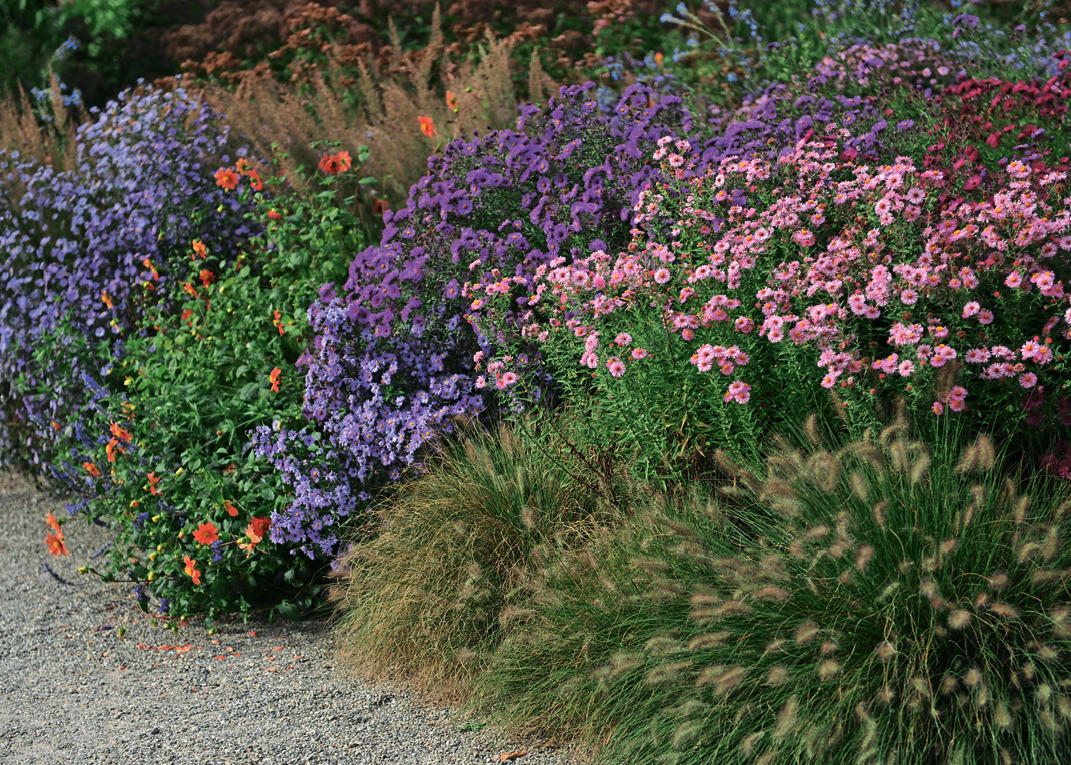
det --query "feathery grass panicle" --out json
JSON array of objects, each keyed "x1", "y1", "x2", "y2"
[
  {"x1": 201, "y1": 5, "x2": 552, "y2": 206},
  {"x1": 0, "y1": 74, "x2": 82, "y2": 174}
]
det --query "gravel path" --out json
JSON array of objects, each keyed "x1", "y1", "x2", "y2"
[{"x1": 0, "y1": 470, "x2": 581, "y2": 765}]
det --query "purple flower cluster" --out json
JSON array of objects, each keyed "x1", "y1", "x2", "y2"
[
  {"x1": 698, "y1": 39, "x2": 961, "y2": 168},
  {"x1": 255, "y1": 82, "x2": 703, "y2": 553},
  {"x1": 0, "y1": 83, "x2": 256, "y2": 469}
]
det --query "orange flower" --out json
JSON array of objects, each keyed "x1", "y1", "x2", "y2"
[
  {"x1": 654, "y1": 51, "x2": 664, "y2": 66},
  {"x1": 213, "y1": 167, "x2": 239, "y2": 191},
  {"x1": 192, "y1": 521, "x2": 219, "y2": 546},
  {"x1": 224, "y1": 501, "x2": 239, "y2": 517},
  {"x1": 269, "y1": 367, "x2": 281, "y2": 393},
  {"x1": 372, "y1": 198, "x2": 389, "y2": 217},
  {"x1": 101, "y1": 290, "x2": 113, "y2": 308},
  {"x1": 239, "y1": 516, "x2": 271, "y2": 554},
  {"x1": 46, "y1": 511, "x2": 61, "y2": 533},
  {"x1": 318, "y1": 154, "x2": 340, "y2": 174},
  {"x1": 235, "y1": 158, "x2": 253, "y2": 176},
  {"x1": 83, "y1": 461, "x2": 101, "y2": 477},
  {"x1": 272, "y1": 309, "x2": 285, "y2": 336},
  {"x1": 191, "y1": 239, "x2": 207, "y2": 259},
  {"x1": 45, "y1": 531, "x2": 69, "y2": 557},
  {"x1": 105, "y1": 437, "x2": 124, "y2": 463},
  {"x1": 110, "y1": 421, "x2": 133, "y2": 443},
  {"x1": 445, "y1": 90, "x2": 459, "y2": 111},
  {"x1": 147, "y1": 471, "x2": 160, "y2": 496},
  {"x1": 183, "y1": 281, "x2": 198, "y2": 298},
  {"x1": 142, "y1": 258, "x2": 159, "y2": 281},
  {"x1": 317, "y1": 151, "x2": 352, "y2": 175},
  {"x1": 51, "y1": 420, "x2": 60, "y2": 431},
  {"x1": 267, "y1": 209, "x2": 282, "y2": 220},
  {"x1": 418, "y1": 115, "x2": 436, "y2": 138},
  {"x1": 183, "y1": 554, "x2": 202, "y2": 585},
  {"x1": 249, "y1": 516, "x2": 271, "y2": 540},
  {"x1": 248, "y1": 169, "x2": 263, "y2": 191},
  {"x1": 199, "y1": 269, "x2": 215, "y2": 289}
]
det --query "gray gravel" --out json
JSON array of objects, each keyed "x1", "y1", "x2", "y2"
[{"x1": 0, "y1": 470, "x2": 582, "y2": 765}]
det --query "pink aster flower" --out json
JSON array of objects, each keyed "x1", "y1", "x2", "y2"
[
  {"x1": 1020, "y1": 372, "x2": 1038, "y2": 389},
  {"x1": 724, "y1": 380, "x2": 752, "y2": 404},
  {"x1": 734, "y1": 316, "x2": 755, "y2": 334},
  {"x1": 631, "y1": 347, "x2": 648, "y2": 360},
  {"x1": 495, "y1": 372, "x2": 520, "y2": 389},
  {"x1": 606, "y1": 357, "x2": 626, "y2": 377}
]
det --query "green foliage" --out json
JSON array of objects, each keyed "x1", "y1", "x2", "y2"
[
  {"x1": 61, "y1": 0, "x2": 143, "y2": 52},
  {"x1": 475, "y1": 413, "x2": 1071, "y2": 763},
  {"x1": 39, "y1": 153, "x2": 380, "y2": 623}
]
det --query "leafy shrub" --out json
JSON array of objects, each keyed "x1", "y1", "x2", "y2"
[
  {"x1": 476, "y1": 416, "x2": 1071, "y2": 764},
  {"x1": 330, "y1": 414, "x2": 620, "y2": 697},
  {"x1": 31, "y1": 148, "x2": 379, "y2": 621},
  {"x1": 0, "y1": 83, "x2": 254, "y2": 471},
  {"x1": 257, "y1": 81, "x2": 702, "y2": 556}
]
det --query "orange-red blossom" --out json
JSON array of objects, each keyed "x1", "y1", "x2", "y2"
[{"x1": 183, "y1": 555, "x2": 202, "y2": 585}]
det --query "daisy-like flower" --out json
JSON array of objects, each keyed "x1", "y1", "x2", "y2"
[
  {"x1": 193, "y1": 521, "x2": 220, "y2": 546},
  {"x1": 606, "y1": 357, "x2": 626, "y2": 377},
  {"x1": 724, "y1": 380, "x2": 751, "y2": 404},
  {"x1": 213, "y1": 167, "x2": 239, "y2": 191}
]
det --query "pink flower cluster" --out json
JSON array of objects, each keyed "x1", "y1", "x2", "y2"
[{"x1": 468, "y1": 126, "x2": 1071, "y2": 439}]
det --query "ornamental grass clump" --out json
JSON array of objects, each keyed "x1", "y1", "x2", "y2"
[
  {"x1": 476, "y1": 415, "x2": 1071, "y2": 764},
  {"x1": 330, "y1": 414, "x2": 621, "y2": 698}
]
